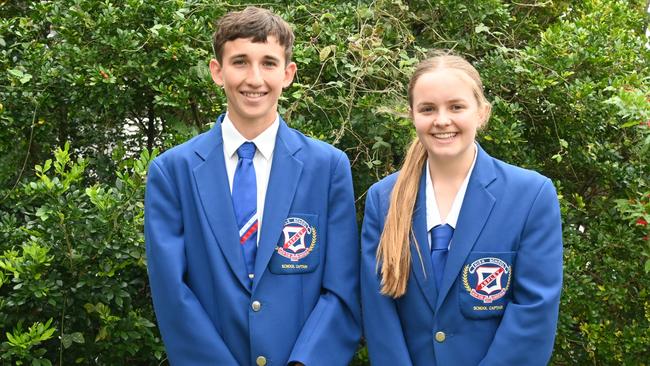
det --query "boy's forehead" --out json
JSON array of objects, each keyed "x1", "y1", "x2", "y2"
[{"x1": 222, "y1": 36, "x2": 285, "y2": 60}]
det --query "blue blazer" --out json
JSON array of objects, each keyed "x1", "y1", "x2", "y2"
[
  {"x1": 361, "y1": 144, "x2": 563, "y2": 365},
  {"x1": 145, "y1": 115, "x2": 360, "y2": 366}
]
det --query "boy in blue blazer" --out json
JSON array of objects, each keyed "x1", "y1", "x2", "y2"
[
  {"x1": 361, "y1": 51, "x2": 563, "y2": 365},
  {"x1": 145, "y1": 7, "x2": 360, "y2": 365}
]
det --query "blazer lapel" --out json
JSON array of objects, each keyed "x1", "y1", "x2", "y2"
[
  {"x1": 436, "y1": 144, "x2": 497, "y2": 310},
  {"x1": 252, "y1": 118, "x2": 303, "y2": 290},
  {"x1": 410, "y1": 168, "x2": 438, "y2": 313},
  {"x1": 193, "y1": 115, "x2": 251, "y2": 293}
]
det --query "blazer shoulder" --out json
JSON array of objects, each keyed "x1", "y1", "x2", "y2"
[
  {"x1": 293, "y1": 128, "x2": 342, "y2": 154},
  {"x1": 490, "y1": 156, "x2": 552, "y2": 189},
  {"x1": 367, "y1": 171, "x2": 400, "y2": 205},
  {"x1": 153, "y1": 128, "x2": 215, "y2": 167},
  {"x1": 283, "y1": 126, "x2": 348, "y2": 166},
  {"x1": 485, "y1": 155, "x2": 561, "y2": 212}
]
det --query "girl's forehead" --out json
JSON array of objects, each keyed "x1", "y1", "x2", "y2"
[
  {"x1": 413, "y1": 69, "x2": 477, "y2": 99},
  {"x1": 416, "y1": 69, "x2": 474, "y2": 87}
]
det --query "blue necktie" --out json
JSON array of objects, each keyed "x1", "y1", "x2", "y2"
[
  {"x1": 431, "y1": 224, "x2": 453, "y2": 289},
  {"x1": 232, "y1": 142, "x2": 258, "y2": 284}
]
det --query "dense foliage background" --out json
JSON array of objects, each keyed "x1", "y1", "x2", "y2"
[{"x1": 1, "y1": 0, "x2": 648, "y2": 364}]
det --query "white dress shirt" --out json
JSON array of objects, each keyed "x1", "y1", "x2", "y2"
[
  {"x1": 222, "y1": 113, "x2": 278, "y2": 245},
  {"x1": 426, "y1": 143, "x2": 478, "y2": 249}
]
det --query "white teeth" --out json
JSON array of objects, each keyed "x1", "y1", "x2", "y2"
[
  {"x1": 242, "y1": 92, "x2": 266, "y2": 97},
  {"x1": 434, "y1": 132, "x2": 457, "y2": 139}
]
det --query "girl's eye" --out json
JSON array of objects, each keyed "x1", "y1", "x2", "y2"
[
  {"x1": 419, "y1": 106, "x2": 435, "y2": 113},
  {"x1": 451, "y1": 104, "x2": 465, "y2": 111}
]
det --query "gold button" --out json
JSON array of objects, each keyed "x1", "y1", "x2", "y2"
[
  {"x1": 256, "y1": 356, "x2": 267, "y2": 366},
  {"x1": 435, "y1": 331, "x2": 446, "y2": 342},
  {"x1": 251, "y1": 300, "x2": 261, "y2": 312}
]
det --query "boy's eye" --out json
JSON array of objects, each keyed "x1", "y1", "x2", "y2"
[
  {"x1": 232, "y1": 59, "x2": 246, "y2": 65},
  {"x1": 263, "y1": 60, "x2": 278, "y2": 67}
]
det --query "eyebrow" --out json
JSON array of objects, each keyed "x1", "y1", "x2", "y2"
[
  {"x1": 416, "y1": 98, "x2": 469, "y2": 107},
  {"x1": 416, "y1": 102, "x2": 434, "y2": 108},
  {"x1": 446, "y1": 98, "x2": 469, "y2": 103},
  {"x1": 262, "y1": 55, "x2": 281, "y2": 63},
  {"x1": 227, "y1": 54, "x2": 281, "y2": 63}
]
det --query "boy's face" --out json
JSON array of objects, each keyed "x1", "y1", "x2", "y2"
[{"x1": 210, "y1": 36, "x2": 296, "y2": 130}]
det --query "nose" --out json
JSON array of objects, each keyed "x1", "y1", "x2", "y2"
[
  {"x1": 434, "y1": 110, "x2": 452, "y2": 127},
  {"x1": 245, "y1": 64, "x2": 263, "y2": 87}
]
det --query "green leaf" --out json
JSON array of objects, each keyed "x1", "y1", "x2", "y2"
[
  {"x1": 320, "y1": 13, "x2": 335, "y2": 21},
  {"x1": 475, "y1": 23, "x2": 489, "y2": 34},
  {"x1": 35, "y1": 206, "x2": 49, "y2": 221},
  {"x1": 319, "y1": 45, "x2": 336, "y2": 62},
  {"x1": 62, "y1": 334, "x2": 73, "y2": 349},
  {"x1": 84, "y1": 303, "x2": 95, "y2": 313},
  {"x1": 71, "y1": 332, "x2": 85, "y2": 344},
  {"x1": 19, "y1": 74, "x2": 33, "y2": 84},
  {"x1": 8, "y1": 68, "x2": 24, "y2": 78},
  {"x1": 6, "y1": 332, "x2": 17, "y2": 345},
  {"x1": 621, "y1": 120, "x2": 640, "y2": 128},
  {"x1": 95, "y1": 327, "x2": 108, "y2": 342}
]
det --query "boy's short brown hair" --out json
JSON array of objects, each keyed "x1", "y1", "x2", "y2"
[{"x1": 212, "y1": 6, "x2": 295, "y2": 64}]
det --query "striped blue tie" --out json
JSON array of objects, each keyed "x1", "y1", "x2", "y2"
[
  {"x1": 232, "y1": 142, "x2": 258, "y2": 285},
  {"x1": 431, "y1": 224, "x2": 453, "y2": 290}
]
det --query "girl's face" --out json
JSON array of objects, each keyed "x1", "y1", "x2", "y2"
[{"x1": 411, "y1": 69, "x2": 487, "y2": 166}]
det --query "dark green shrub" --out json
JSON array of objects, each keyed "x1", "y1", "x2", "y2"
[{"x1": 0, "y1": 145, "x2": 163, "y2": 364}]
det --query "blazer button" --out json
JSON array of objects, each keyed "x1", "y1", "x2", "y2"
[
  {"x1": 251, "y1": 301, "x2": 261, "y2": 312},
  {"x1": 256, "y1": 356, "x2": 267, "y2": 366},
  {"x1": 435, "y1": 331, "x2": 446, "y2": 342}
]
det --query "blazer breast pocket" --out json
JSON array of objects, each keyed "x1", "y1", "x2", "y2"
[
  {"x1": 458, "y1": 251, "x2": 516, "y2": 319},
  {"x1": 268, "y1": 213, "x2": 320, "y2": 274}
]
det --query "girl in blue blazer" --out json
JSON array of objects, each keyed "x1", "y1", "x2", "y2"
[{"x1": 361, "y1": 51, "x2": 563, "y2": 365}]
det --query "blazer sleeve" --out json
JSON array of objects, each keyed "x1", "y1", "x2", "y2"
[
  {"x1": 145, "y1": 159, "x2": 238, "y2": 365},
  {"x1": 360, "y1": 184, "x2": 414, "y2": 366},
  {"x1": 288, "y1": 152, "x2": 361, "y2": 366},
  {"x1": 479, "y1": 178, "x2": 563, "y2": 366}
]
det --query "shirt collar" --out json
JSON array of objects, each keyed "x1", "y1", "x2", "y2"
[
  {"x1": 222, "y1": 113, "x2": 279, "y2": 160},
  {"x1": 426, "y1": 143, "x2": 478, "y2": 231}
]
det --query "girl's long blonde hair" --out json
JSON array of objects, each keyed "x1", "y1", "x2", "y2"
[{"x1": 376, "y1": 50, "x2": 492, "y2": 298}]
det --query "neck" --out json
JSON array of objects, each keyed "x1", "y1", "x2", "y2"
[
  {"x1": 229, "y1": 114, "x2": 276, "y2": 140},
  {"x1": 428, "y1": 144, "x2": 475, "y2": 185}
]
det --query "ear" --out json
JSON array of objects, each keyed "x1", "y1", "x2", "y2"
[
  {"x1": 478, "y1": 103, "x2": 491, "y2": 128},
  {"x1": 209, "y1": 59, "x2": 224, "y2": 86},
  {"x1": 283, "y1": 61, "x2": 297, "y2": 88}
]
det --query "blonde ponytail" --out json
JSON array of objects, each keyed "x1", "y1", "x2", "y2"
[{"x1": 376, "y1": 138, "x2": 427, "y2": 297}]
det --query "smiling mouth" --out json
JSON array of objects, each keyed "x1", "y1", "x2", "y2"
[
  {"x1": 241, "y1": 91, "x2": 267, "y2": 98},
  {"x1": 433, "y1": 132, "x2": 458, "y2": 139}
]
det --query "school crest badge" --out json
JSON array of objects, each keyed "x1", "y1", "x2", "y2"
[
  {"x1": 462, "y1": 257, "x2": 512, "y2": 304},
  {"x1": 276, "y1": 217, "x2": 317, "y2": 262}
]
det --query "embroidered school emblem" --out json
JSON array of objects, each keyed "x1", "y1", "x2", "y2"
[
  {"x1": 276, "y1": 217, "x2": 317, "y2": 262},
  {"x1": 462, "y1": 257, "x2": 512, "y2": 304}
]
